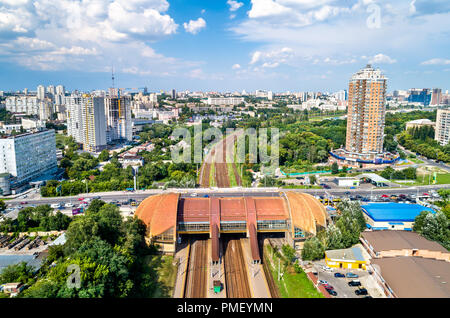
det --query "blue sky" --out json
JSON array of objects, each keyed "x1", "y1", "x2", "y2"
[{"x1": 0, "y1": 0, "x2": 449, "y2": 93}]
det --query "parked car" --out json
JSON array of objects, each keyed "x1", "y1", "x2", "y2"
[
  {"x1": 50, "y1": 203, "x2": 61, "y2": 209},
  {"x1": 346, "y1": 272, "x2": 359, "y2": 278},
  {"x1": 322, "y1": 266, "x2": 334, "y2": 272},
  {"x1": 318, "y1": 280, "x2": 329, "y2": 285},
  {"x1": 326, "y1": 288, "x2": 337, "y2": 296},
  {"x1": 355, "y1": 288, "x2": 368, "y2": 296},
  {"x1": 20, "y1": 201, "x2": 28, "y2": 205},
  {"x1": 65, "y1": 203, "x2": 74, "y2": 208},
  {"x1": 348, "y1": 280, "x2": 361, "y2": 287},
  {"x1": 334, "y1": 273, "x2": 345, "y2": 278}
]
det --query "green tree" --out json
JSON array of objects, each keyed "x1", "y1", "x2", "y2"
[
  {"x1": 331, "y1": 162, "x2": 339, "y2": 175},
  {"x1": 98, "y1": 150, "x2": 110, "y2": 162}
]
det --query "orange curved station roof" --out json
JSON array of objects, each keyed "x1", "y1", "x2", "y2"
[
  {"x1": 135, "y1": 192, "x2": 327, "y2": 237},
  {"x1": 135, "y1": 193, "x2": 180, "y2": 237},
  {"x1": 285, "y1": 192, "x2": 327, "y2": 235}
]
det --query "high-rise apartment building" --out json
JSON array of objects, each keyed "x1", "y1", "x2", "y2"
[
  {"x1": 430, "y1": 88, "x2": 442, "y2": 106},
  {"x1": 37, "y1": 85, "x2": 46, "y2": 100},
  {"x1": 105, "y1": 96, "x2": 132, "y2": 142},
  {"x1": 345, "y1": 65, "x2": 387, "y2": 156},
  {"x1": 56, "y1": 85, "x2": 65, "y2": 95},
  {"x1": 0, "y1": 129, "x2": 57, "y2": 192},
  {"x1": 66, "y1": 95, "x2": 107, "y2": 152},
  {"x1": 435, "y1": 109, "x2": 450, "y2": 146}
]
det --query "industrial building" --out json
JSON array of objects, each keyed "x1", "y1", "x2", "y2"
[
  {"x1": 135, "y1": 192, "x2": 328, "y2": 261},
  {"x1": 361, "y1": 203, "x2": 434, "y2": 231}
]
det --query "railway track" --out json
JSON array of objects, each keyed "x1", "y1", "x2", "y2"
[
  {"x1": 223, "y1": 238, "x2": 252, "y2": 298},
  {"x1": 184, "y1": 239, "x2": 208, "y2": 298}
]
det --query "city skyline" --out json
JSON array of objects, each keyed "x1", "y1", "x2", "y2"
[{"x1": 0, "y1": 0, "x2": 449, "y2": 92}]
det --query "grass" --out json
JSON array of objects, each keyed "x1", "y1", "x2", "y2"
[
  {"x1": 393, "y1": 172, "x2": 450, "y2": 186},
  {"x1": 227, "y1": 162, "x2": 238, "y2": 187},
  {"x1": 147, "y1": 255, "x2": 178, "y2": 298},
  {"x1": 209, "y1": 161, "x2": 216, "y2": 187},
  {"x1": 264, "y1": 245, "x2": 324, "y2": 298}
]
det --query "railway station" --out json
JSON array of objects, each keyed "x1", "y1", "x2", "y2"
[
  {"x1": 135, "y1": 192, "x2": 328, "y2": 259},
  {"x1": 135, "y1": 191, "x2": 328, "y2": 298}
]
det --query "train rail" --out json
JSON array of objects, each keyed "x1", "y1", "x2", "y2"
[
  {"x1": 184, "y1": 239, "x2": 208, "y2": 298},
  {"x1": 223, "y1": 238, "x2": 252, "y2": 298}
]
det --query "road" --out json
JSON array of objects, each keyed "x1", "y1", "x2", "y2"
[{"x1": 4, "y1": 184, "x2": 448, "y2": 208}]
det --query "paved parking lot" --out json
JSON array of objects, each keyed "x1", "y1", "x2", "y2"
[{"x1": 311, "y1": 261, "x2": 385, "y2": 298}]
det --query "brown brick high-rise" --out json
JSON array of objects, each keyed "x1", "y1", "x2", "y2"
[{"x1": 346, "y1": 65, "x2": 387, "y2": 156}]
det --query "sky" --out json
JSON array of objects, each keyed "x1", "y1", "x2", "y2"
[{"x1": 0, "y1": 0, "x2": 449, "y2": 93}]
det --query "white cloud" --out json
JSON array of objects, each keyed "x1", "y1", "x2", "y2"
[
  {"x1": 250, "y1": 51, "x2": 262, "y2": 64},
  {"x1": 232, "y1": 63, "x2": 241, "y2": 70},
  {"x1": 368, "y1": 53, "x2": 397, "y2": 64},
  {"x1": 262, "y1": 62, "x2": 279, "y2": 68},
  {"x1": 421, "y1": 58, "x2": 450, "y2": 65},
  {"x1": 0, "y1": 0, "x2": 209, "y2": 77},
  {"x1": 248, "y1": 0, "x2": 290, "y2": 18},
  {"x1": 183, "y1": 17, "x2": 206, "y2": 35},
  {"x1": 227, "y1": 0, "x2": 244, "y2": 12}
]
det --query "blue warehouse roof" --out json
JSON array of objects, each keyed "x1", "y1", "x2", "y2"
[{"x1": 361, "y1": 203, "x2": 434, "y2": 222}]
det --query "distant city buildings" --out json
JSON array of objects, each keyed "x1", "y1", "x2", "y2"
[
  {"x1": 0, "y1": 129, "x2": 57, "y2": 195},
  {"x1": 207, "y1": 97, "x2": 244, "y2": 106},
  {"x1": 435, "y1": 108, "x2": 450, "y2": 146}
]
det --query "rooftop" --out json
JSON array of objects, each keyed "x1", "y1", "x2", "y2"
[
  {"x1": 361, "y1": 230, "x2": 448, "y2": 253},
  {"x1": 361, "y1": 203, "x2": 434, "y2": 222},
  {"x1": 325, "y1": 246, "x2": 366, "y2": 262},
  {"x1": 372, "y1": 256, "x2": 450, "y2": 298}
]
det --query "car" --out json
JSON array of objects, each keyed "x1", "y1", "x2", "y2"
[
  {"x1": 348, "y1": 280, "x2": 361, "y2": 287},
  {"x1": 50, "y1": 203, "x2": 61, "y2": 209},
  {"x1": 65, "y1": 203, "x2": 74, "y2": 208},
  {"x1": 381, "y1": 194, "x2": 389, "y2": 198},
  {"x1": 78, "y1": 198, "x2": 84, "y2": 201},
  {"x1": 191, "y1": 193, "x2": 198, "y2": 197},
  {"x1": 355, "y1": 288, "x2": 368, "y2": 296},
  {"x1": 326, "y1": 288, "x2": 337, "y2": 296},
  {"x1": 318, "y1": 280, "x2": 329, "y2": 285},
  {"x1": 324, "y1": 285, "x2": 334, "y2": 290},
  {"x1": 322, "y1": 266, "x2": 334, "y2": 272},
  {"x1": 203, "y1": 194, "x2": 210, "y2": 198},
  {"x1": 364, "y1": 296, "x2": 373, "y2": 298},
  {"x1": 131, "y1": 202, "x2": 137, "y2": 206},
  {"x1": 93, "y1": 196, "x2": 101, "y2": 200},
  {"x1": 334, "y1": 273, "x2": 345, "y2": 278},
  {"x1": 20, "y1": 201, "x2": 28, "y2": 205},
  {"x1": 346, "y1": 272, "x2": 359, "y2": 278}
]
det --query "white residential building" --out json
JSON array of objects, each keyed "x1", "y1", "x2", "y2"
[
  {"x1": 0, "y1": 129, "x2": 57, "y2": 190},
  {"x1": 66, "y1": 95, "x2": 107, "y2": 152},
  {"x1": 435, "y1": 108, "x2": 450, "y2": 146},
  {"x1": 37, "y1": 85, "x2": 46, "y2": 100}
]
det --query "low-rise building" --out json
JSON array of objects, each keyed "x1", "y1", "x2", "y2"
[
  {"x1": 360, "y1": 231, "x2": 450, "y2": 298},
  {"x1": 405, "y1": 118, "x2": 435, "y2": 131},
  {"x1": 361, "y1": 203, "x2": 434, "y2": 231},
  {"x1": 325, "y1": 246, "x2": 367, "y2": 270}
]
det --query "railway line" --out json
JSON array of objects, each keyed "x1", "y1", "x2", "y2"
[
  {"x1": 223, "y1": 238, "x2": 252, "y2": 298},
  {"x1": 184, "y1": 239, "x2": 208, "y2": 298},
  {"x1": 261, "y1": 238, "x2": 280, "y2": 298}
]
